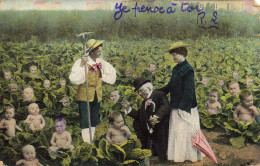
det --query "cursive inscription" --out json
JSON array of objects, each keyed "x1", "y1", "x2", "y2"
[{"x1": 114, "y1": 2, "x2": 219, "y2": 30}]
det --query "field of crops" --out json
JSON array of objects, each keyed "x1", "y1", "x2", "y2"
[
  {"x1": 0, "y1": 2, "x2": 259, "y2": 42},
  {"x1": 0, "y1": 2, "x2": 259, "y2": 164},
  {"x1": 0, "y1": 35, "x2": 259, "y2": 165}
]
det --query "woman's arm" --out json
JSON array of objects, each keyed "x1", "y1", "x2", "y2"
[
  {"x1": 158, "y1": 82, "x2": 170, "y2": 95},
  {"x1": 179, "y1": 70, "x2": 195, "y2": 112}
]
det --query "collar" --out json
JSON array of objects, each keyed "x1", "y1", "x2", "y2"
[
  {"x1": 87, "y1": 57, "x2": 102, "y2": 66},
  {"x1": 147, "y1": 90, "x2": 153, "y2": 99},
  {"x1": 175, "y1": 59, "x2": 188, "y2": 69}
]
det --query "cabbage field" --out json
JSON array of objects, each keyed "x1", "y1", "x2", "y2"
[{"x1": 0, "y1": 4, "x2": 259, "y2": 165}]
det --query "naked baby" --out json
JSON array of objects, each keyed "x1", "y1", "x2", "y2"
[
  {"x1": 49, "y1": 118, "x2": 74, "y2": 152},
  {"x1": 106, "y1": 111, "x2": 132, "y2": 146},
  {"x1": 233, "y1": 90, "x2": 259, "y2": 124},
  {"x1": 0, "y1": 106, "x2": 22, "y2": 138},
  {"x1": 24, "y1": 103, "x2": 45, "y2": 131},
  {"x1": 205, "y1": 89, "x2": 222, "y2": 115},
  {"x1": 16, "y1": 144, "x2": 43, "y2": 166}
]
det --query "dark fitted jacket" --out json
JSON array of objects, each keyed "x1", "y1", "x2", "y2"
[
  {"x1": 128, "y1": 90, "x2": 170, "y2": 160},
  {"x1": 159, "y1": 59, "x2": 197, "y2": 113}
]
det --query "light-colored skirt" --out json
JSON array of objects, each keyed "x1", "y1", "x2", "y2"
[{"x1": 167, "y1": 107, "x2": 202, "y2": 162}]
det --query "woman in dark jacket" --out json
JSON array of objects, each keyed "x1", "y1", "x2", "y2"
[{"x1": 159, "y1": 42, "x2": 202, "y2": 162}]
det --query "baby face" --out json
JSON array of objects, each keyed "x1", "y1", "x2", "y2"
[
  {"x1": 10, "y1": 83, "x2": 18, "y2": 93},
  {"x1": 55, "y1": 121, "x2": 66, "y2": 134},
  {"x1": 149, "y1": 64, "x2": 156, "y2": 72},
  {"x1": 229, "y1": 83, "x2": 240, "y2": 96},
  {"x1": 62, "y1": 98, "x2": 70, "y2": 108},
  {"x1": 232, "y1": 72, "x2": 239, "y2": 80},
  {"x1": 43, "y1": 80, "x2": 51, "y2": 89},
  {"x1": 60, "y1": 80, "x2": 66, "y2": 87},
  {"x1": 5, "y1": 108, "x2": 15, "y2": 120},
  {"x1": 4, "y1": 72, "x2": 12, "y2": 80},
  {"x1": 125, "y1": 70, "x2": 133, "y2": 78},
  {"x1": 241, "y1": 95, "x2": 254, "y2": 108},
  {"x1": 113, "y1": 114, "x2": 124, "y2": 130},
  {"x1": 202, "y1": 78, "x2": 208, "y2": 87},
  {"x1": 109, "y1": 90, "x2": 120, "y2": 103},
  {"x1": 30, "y1": 66, "x2": 38, "y2": 75},
  {"x1": 218, "y1": 79, "x2": 224, "y2": 87},
  {"x1": 23, "y1": 88, "x2": 34, "y2": 101},
  {"x1": 246, "y1": 78, "x2": 254, "y2": 87},
  {"x1": 209, "y1": 92, "x2": 218, "y2": 103},
  {"x1": 28, "y1": 103, "x2": 40, "y2": 115},
  {"x1": 23, "y1": 147, "x2": 36, "y2": 161}
]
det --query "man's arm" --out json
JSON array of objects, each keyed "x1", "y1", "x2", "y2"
[
  {"x1": 153, "y1": 92, "x2": 171, "y2": 121},
  {"x1": 69, "y1": 59, "x2": 87, "y2": 85},
  {"x1": 101, "y1": 60, "x2": 116, "y2": 84}
]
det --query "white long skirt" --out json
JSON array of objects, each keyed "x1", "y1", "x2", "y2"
[{"x1": 167, "y1": 107, "x2": 202, "y2": 162}]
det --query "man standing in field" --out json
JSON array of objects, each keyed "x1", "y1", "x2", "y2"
[{"x1": 69, "y1": 39, "x2": 116, "y2": 143}]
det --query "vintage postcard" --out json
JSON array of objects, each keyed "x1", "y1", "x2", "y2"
[{"x1": 0, "y1": 0, "x2": 259, "y2": 165}]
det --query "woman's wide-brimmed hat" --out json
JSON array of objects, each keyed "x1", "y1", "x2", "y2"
[
  {"x1": 86, "y1": 39, "x2": 104, "y2": 53},
  {"x1": 133, "y1": 77, "x2": 151, "y2": 91},
  {"x1": 165, "y1": 41, "x2": 189, "y2": 52}
]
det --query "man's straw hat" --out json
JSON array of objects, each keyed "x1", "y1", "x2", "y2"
[{"x1": 86, "y1": 39, "x2": 104, "y2": 53}]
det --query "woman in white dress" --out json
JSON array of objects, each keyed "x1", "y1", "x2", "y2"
[{"x1": 159, "y1": 42, "x2": 202, "y2": 162}]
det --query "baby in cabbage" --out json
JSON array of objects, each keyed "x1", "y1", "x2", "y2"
[
  {"x1": 106, "y1": 111, "x2": 132, "y2": 146},
  {"x1": 233, "y1": 90, "x2": 259, "y2": 124},
  {"x1": 0, "y1": 105, "x2": 22, "y2": 138}
]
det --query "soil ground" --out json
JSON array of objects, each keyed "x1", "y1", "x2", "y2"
[{"x1": 150, "y1": 128, "x2": 260, "y2": 166}]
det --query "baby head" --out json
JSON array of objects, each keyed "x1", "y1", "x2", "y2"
[
  {"x1": 149, "y1": 63, "x2": 157, "y2": 73},
  {"x1": 108, "y1": 111, "x2": 124, "y2": 130},
  {"x1": 29, "y1": 65, "x2": 38, "y2": 75},
  {"x1": 125, "y1": 69, "x2": 133, "y2": 78},
  {"x1": 218, "y1": 78, "x2": 225, "y2": 87},
  {"x1": 28, "y1": 103, "x2": 40, "y2": 116},
  {"x1": 232, "y1": 71, "x2": 239, "y2": 80},
  {"x1": 109, "y1": 89, "x2": 120, "y2": 103},
  {"x1": 228, "y1": 81, "x2": 240, "y2": 96},
  {"x1": 55, "y1": 118, "x2": 67, "y2": 134},
  {"x1": 23, "y1": 86, "x2": 34, "y2": 101},
  {"x1": 239, "y1": 90, "x2": 253, "y2": 108},
  {"x1": 5, "y1": 106, "x2": 15, "y2": 120},
  {"x1": 202, "y1": 76, "x2": 209, "y2": 87},
  {"x1": 43, "y1": 80, "x2": 51, "y2": 89},
  {"x1": 59, "y1": 78, "x2": 66, "y2": 87},
  {"x1": 4, "y1": 71, "x2": 12, "y2": 81},
  {"x1": 246, "y1": 77, "x2": 254, "y2": 88},
  {"x1": 22, "y1": 144, "x2": 36, "y2": 161},
  {"x1": 61, "y1": 96, "x2": 70, "y2": 108},
  {"x1": 209, "y1": 89, "x2": 219, "y2": 103},
  {"x1": 9, "y1": 83, "x2": 18, "y2": 93}
]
